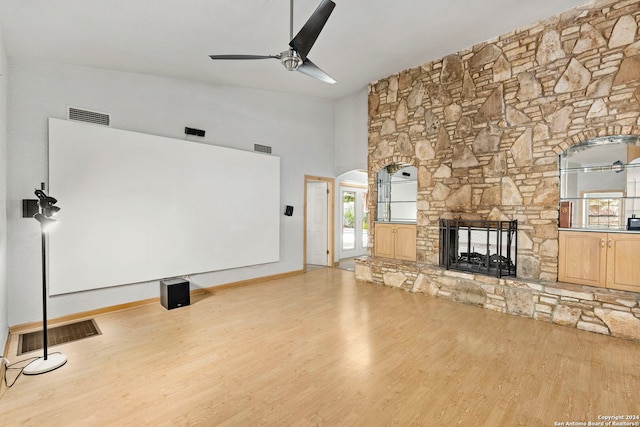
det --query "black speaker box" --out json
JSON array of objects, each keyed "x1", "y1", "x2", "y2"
[{"x1": 160, "y1": 278, "x2": 190, "y2": 310}]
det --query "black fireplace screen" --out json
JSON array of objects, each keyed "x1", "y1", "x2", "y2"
[{"x1": 439, "y1": 219, "x2": 517, "y2": 278}]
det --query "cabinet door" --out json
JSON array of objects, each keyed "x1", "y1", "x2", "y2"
[
  {"x1": 374, "y1": 224, "x2": 395, "y2": 258},
  {"x1": 606, "y1": 233, "x2": 640, "y2": 292},
  {"x1": 394, "y1": 224, "x2": 417, "y2": 261},
  {"x1": 558, "y1": 231, "x2": 606, "y2": 287}
]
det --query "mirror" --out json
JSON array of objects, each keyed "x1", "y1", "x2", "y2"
[
  {"x1": 376, "y1": 163, "x2": 417, "y2": 223},
  {"x1": 560, "y1": 135, "x2": 640, "y2": 229}
]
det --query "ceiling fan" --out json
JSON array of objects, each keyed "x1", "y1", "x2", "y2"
[{"x1": 209, "y1": 0, "x2": 337, "y2": 84}]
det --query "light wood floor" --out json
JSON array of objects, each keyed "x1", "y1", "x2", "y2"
[{"x1": 2, "y1": 268, "x2": 639, "y2": 426}]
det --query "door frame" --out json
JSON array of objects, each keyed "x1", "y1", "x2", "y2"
[{"x1": 304, "y1": 175, "x2": 335, "y2": 270}]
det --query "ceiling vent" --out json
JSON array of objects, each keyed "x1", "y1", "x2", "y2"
[
  {"x1": 68, "y1": 106, "x2": 110, "y2": 126},
  {"x1": 254, "y1": 143, "x2": 272, "y2": 154}
]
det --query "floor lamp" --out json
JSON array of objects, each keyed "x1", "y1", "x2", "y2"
[{"x1": 23, "y1": 185, "x2": 67, "y2": 375}]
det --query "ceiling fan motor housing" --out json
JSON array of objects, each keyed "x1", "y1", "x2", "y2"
[{"x1": 280, "y1": 49, "x2": 302, "y2": 71}]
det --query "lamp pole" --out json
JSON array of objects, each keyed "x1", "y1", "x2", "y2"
[
  {"x1": 23, "y1": 184, "x2": 67, "y2": 375},
  {"x1": 40, "y1": 221, "x2": 49, "y2": 360}
]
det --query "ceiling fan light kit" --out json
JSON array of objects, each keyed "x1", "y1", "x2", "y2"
[{"x1": 209, "y1": 0, "x2": 336, "y2": 84}]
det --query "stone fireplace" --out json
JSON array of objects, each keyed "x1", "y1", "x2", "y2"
[{"x1": 356, "y1": 0, "x2": 640, "y2": 342}]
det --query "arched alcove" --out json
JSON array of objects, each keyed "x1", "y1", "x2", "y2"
[
  {"x1": 559, "y1": 134, "x2": 640, "y2": 229},
  {"x1": 366, "y1": 157, "x2": 418, "y2": 261},
  {"x1": 368, "y1": 156, "x2": 418, "y2": 224},
  {"x1": 376, "y1": 163, "x2": 418, "y2": 223}
]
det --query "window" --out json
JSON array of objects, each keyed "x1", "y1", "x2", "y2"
[
  {"x1": 582, "y1": 192, "x2": 624, "y2": 228},
  {"x1": 339, "y1": 186, "x2": 368, "y2": 258},
  {"x1": 342, "y1": 191, "x2": 356, "y2": 251}
]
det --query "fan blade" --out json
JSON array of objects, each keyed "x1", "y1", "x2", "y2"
[
  {"x1": 209, "y1": 54, "x2": 279, "y2": 60},
  {"x1": 289, "y1": 0, "x2": 335, "y2": 60},
  {"x1": 296, "y1": 58, "x2": 336, "y2": 84}
]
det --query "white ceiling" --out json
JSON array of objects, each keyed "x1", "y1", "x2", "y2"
[{"x1": 0, "y1": 0, "x2": 591, "y2": 100}]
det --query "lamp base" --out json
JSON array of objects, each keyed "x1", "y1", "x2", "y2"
[{"x1": 23, "y1": 353, "x2": 67, "y2": 375}]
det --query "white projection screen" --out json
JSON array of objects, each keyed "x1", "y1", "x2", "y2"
[{"x1": 48, "y1": 118, "x2": 280, "y2": 295}]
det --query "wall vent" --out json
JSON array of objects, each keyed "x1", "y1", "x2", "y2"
[
  {"x1": 68, "y1": 107, "x2": 111, "y2": 126},
  {"x1": 254, "y1": 143, "x2": 272, "y2": 154}
]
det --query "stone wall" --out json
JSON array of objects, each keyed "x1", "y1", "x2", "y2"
[
  {"x1": 367, "y1": 0, "x2": 640, "y2": 282},
  {"x1": 361, "y1": 0, "x2": 640, "y2": 341}
]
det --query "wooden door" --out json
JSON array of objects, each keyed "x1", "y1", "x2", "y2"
[
  {"x1": 306, "y1": 181, "x2": 329, "y2": 266},
  {"x1": 374, "y1": 223, "x2": 395, "y2": 258},
  {"x1": 394, "y1": 224, "x2": 417, "y2": 261},
  {"x1": 558, "y1": 231, "x2": 606, "y2": 287},
  {"x1": 606, "y1": 233, "x2": 640, "y2": 292}
]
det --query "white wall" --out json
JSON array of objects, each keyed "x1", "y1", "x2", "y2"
[
  {"x1": 334, "y1": 88, "x2": 368, "y2": 176},
  {"x1": 333, "y1": 89, "x2": 368, "y2": 262},
  {"x1": 0, "y1": 26, "x2": 8, "y2": 346},
  {"x1": 577, "y1": 170, "x2": 626, "y2": 195},
  {"x1": 7, "y1": 58, "x2": 335, "y2": 326}
]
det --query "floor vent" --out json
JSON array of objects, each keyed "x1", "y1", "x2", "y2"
[
  {"x1": 68, "y1": 107, "x2": 111, "y2": 126},
  {"x1": 254, "y1": 143, "x2": 272, "y2": 154},
  {"x1": 17, "y1": 319, "x2": 101, "y2": 356}
]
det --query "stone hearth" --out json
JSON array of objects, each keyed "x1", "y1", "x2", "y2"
[{"x1": 355, "y1": 258, "x2": 640, "y2": 341}]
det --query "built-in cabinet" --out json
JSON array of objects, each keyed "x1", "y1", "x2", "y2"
[
  {"x1": 374, "y1": 223, "x2": 416, "y2": 261},
  {"x1": 558, "y1": 230, "x2": 640, "y2": 292}
]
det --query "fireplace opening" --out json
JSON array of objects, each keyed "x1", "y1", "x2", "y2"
[{"x1": 439, "y1": 219, "x2": 517, "y2": 278}]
